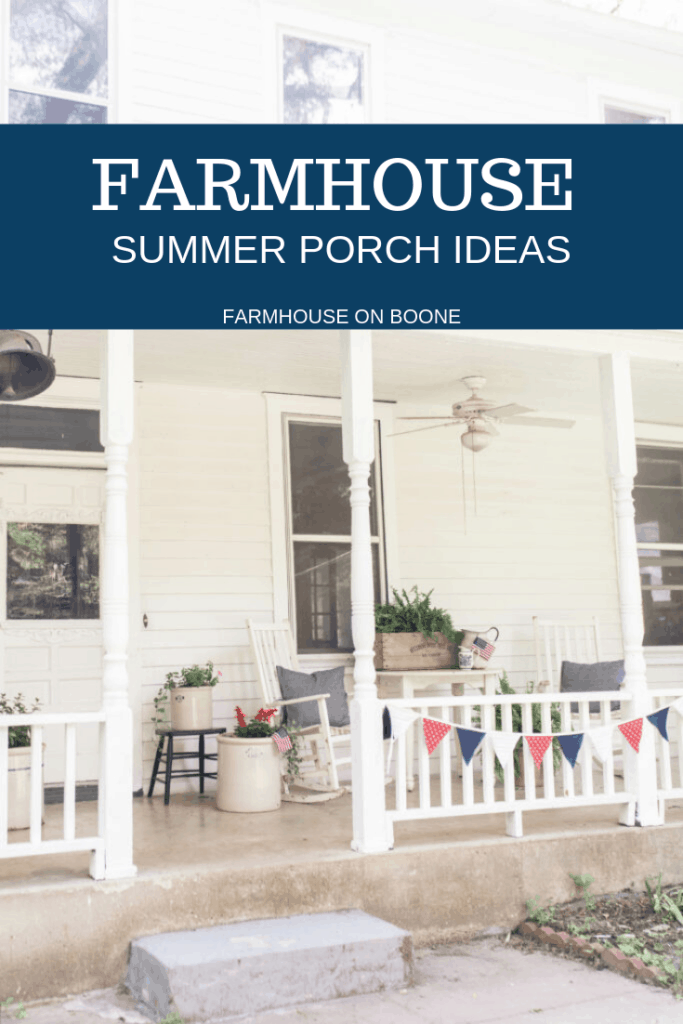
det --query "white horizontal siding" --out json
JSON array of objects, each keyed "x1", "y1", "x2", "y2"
[
  {"x1": 393, "y1": 414, "x2": 624, "y2": 694},
  {"x1": 138, "y1": 383, "x2": 272, "y2": 788},
  {"x1": 126, "y1": 0, "x2": 683, "y2": 127}
]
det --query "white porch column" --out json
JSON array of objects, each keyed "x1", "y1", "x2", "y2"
[
  {"x1": 99, "y1": 329, "x2": 137, "y2": 878},
  {"x1": 341, "y1": 330, "x2": 391, "y2": 853},
  {"x1": 599, "y1": 352, "x2": 661, "y2": 827}
]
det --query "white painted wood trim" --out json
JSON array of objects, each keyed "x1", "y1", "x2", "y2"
[
  {"x1": 264, "y1": 390, "x2": 398, "y2": 632},
  {"x1": 261, "y1": 2, "x2": 385, "y2": 123},
  {"x1": 588, "y1": 76, "x2": 681, "y2": 124},
  {"x1": 636, "y1": 423, "x2": 683, "y2": 446}
]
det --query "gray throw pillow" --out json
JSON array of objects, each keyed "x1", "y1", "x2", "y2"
[
  {"x1": 276, "y1": 665, "x2": 350, "y2": 729},
  {"x1": 560, "y1": 660, "x2": 624, "y2": 714}
]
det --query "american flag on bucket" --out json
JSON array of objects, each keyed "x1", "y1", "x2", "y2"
[
  {"x1": 272, "y1": 728, "x2": 292, "y2": 753},
  {"x1": 472, "y1": 636, "x2": 495, "y2": 661}
]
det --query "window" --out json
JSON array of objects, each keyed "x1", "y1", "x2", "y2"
[
  {"x1": 604, "y1": 107, "x2": 665, "y2": 125},
  {"x1": 281, "y1": 32, "x2": 367, "y2": 124},
  {"x1": 635, "y1": 446, "x2": 683, "y2": 646},
  {"x1": 7, "y1": 521, "x2": 99, "y2": 619},
  {"x1": 0, "y1": 406, "x2": 103, "y2": 451},
  {"x1": 287, "y1": 420, "x2": 383, "y2": 652},
  {"x1": 6, "y1": 0, "x2": 108, "y2": 124},
  {"x1": 589, "y1": 78, "x2": 678, "y2": 125}
]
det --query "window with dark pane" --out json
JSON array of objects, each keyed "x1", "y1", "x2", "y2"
[
  {"x1": 635, "y1": 446, "x2": 683, "y2": 646},
  {"x1": 7, "y1": 523, "x2": 100, "y2": 620},
  {"x1": 0, "y1": 406, "x2": 103, "y2": 451},
  {"x1": 288, "y1": 421, "x2": 382, "y2": 652}
]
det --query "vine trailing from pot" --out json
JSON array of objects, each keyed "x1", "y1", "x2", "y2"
[
  {"x1": 151, "y1": 661, "x2": 221, "y2": 727},
  {"x1": 375, "y1": 586, "x2": 463, "y2": 646},
  {"x1": 233, "y1": 705, "x2": 303, "y2": 782},
  {"x1": 0, "y1": 692, "x2": 42, "y2": 747}
]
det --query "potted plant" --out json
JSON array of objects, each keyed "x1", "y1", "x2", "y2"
[
  {"x1": 1, "y1": 692, "x2": 43, "y2": 830},
  {"x1": 374, "y1": 587, "x2": 464, "y2": 670},
  {"x1": 153, "y1": 662, "x2": 220, "y2": 731},
  {"x1": 217, "y1": 706, "x2": 294, "y2": 813}
]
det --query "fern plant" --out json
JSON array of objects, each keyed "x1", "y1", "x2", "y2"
[{"x1": 375, "y1": 587, "x2": 463, "y2": 646}]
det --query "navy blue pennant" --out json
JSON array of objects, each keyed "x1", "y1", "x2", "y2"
[
  {"x1": 647, "y1": 707, "x2": 670, "y2": 742},
  {"x1": 558, "y1": 733, "x2": 584, "y2": 769},
  {"x1": 456, "y1": 726, "x2": 485, "y2": 766}
]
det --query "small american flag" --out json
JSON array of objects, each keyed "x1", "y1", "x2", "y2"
[
  {"x1": 472, "y1": 636, "x2": 495, "y2": 661},
  {"x1": 272, "y1": 728, "x2": 292, "y2": 753}
]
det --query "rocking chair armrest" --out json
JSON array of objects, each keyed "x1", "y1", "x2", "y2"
[{"x1": 274, "y1": 693, "x2": 331, "y2": 707}]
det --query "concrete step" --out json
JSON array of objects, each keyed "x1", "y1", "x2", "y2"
[{"x1": 126, "y1": 910, "x2": 414, "y2": 1022}]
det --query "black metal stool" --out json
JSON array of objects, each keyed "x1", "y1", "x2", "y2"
[{"x1": 147, "y1": 727, "x2": 227, "y2": 805}]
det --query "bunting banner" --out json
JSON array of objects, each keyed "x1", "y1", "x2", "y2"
[
  {"x1": 589, "y1": 725, "x2": 613, "y2": 763},
  {"x1": 487, "y1": 730, "x2": 521, "y2": 770},
  {"x1": 647, "y1": 706, "x2": 670, "y2": 742},
  {"x1": 423, "y1": 718, "x2": 452, "y2": 755},
  {"x1": 382, "y1": 699, "x2": 682, "y2": 778},
  {"x1": 456, "y1": 726, "x2": 485, "y2": 766},
  {"x1": 526, "y1": 734, "x2": 553, "y2": 770},
  {"x1": 558, "y1": 732, "x2": 584, "y2": 768},
  {"x1": 619, "y1": 718, "x2": 643, "y2": 753}
]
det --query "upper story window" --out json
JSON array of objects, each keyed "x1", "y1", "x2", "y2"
[
  {"x1": 604, "y1": 107, "x2": 666, "y2": 125},
  {"x1": 7, "y1": 0, "x2": 108, "y2": 123},
  {"x1": 281, "y1": 32, "x2": 367, "y2": 124},
  {"x1": 287, "y1": 419, "x2": 384, "y2": 653},
  {"x1": 635, "y1": 446, "x2": 683, "y2": 646}
]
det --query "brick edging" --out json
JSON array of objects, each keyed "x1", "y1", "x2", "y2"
[{"x1": 517, "y1": 921, "x2": 666, "y2": 987}]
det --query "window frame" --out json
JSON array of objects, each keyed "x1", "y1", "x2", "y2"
[
  {"x1": 262, "y1": 3, "x2": 385, "y2": 124},
  {"x1": 265, "y1": 392, "x2": 398, "y2": 660},
  {"x1": 588, "y1": 77, "x2": 681, "y2": 124},
  {"x1": 635, "y1": 425, "x2": 683, "y2": 656},
  {"x1": 0, "y1": 0, "x2": 119, "y2": 124}
]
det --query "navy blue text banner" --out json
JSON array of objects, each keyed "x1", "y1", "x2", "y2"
[{"x1": 1, "y1": 123, "x2": 680, "y2": 328}]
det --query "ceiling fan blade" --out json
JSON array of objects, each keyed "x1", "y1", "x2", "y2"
[
  {"x1": 387, "y1": 421, "x2": 459, "y2": 438},
  {"x1": 503, "y1": 416, "x2": 576, "y2": 429},
  {"x1": 398, "y1": 416, "x2": 458, "y2": 420},
  {"x1": 486, "y1": 403, "x2": 535, "y2": 418}
]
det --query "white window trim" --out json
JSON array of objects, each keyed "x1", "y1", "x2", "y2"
[
  {"x1": 588, "y1": 77, "x2": 681, "y2": 124},
  {"x1": 265, "y1": 392, "x2": 399, "y2": 648},
  {"x1": 1, "y1": 0, "x2": 119, "y2": 124},
  {"x1": 635, "y1": 423, "x2": 683, "y2": 659},
  {"x1": 261, "y1": 2, "x2": 385, "y2": 124}
]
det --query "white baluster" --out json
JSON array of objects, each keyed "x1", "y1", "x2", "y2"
[
  {"x1": 541, "y1": 703, "x2": 555, "y2": 799},
  {"x1": 0, "y1": 726, "x2": 7, "y2": 851},
  {"x1": 30, "y1": 725, "x2": 43, "y2": 845},
  {"x1": 419, "y1": 705, "x2": 431, "y2": 810},
  {"x1": 522, "y1": 704, "x2": 535, "y2": 802},
  {"x1": 63, "y1": 723, "x2": 76, "y2": 841},
  {"x1": 560, "y1": 700, "x2": 574, "y2": 799},
  {"x1": 439, "y1": 704, "x2": 452, "y2": 808}
]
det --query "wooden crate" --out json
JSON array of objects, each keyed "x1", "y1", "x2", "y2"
[{"x1": 374, "y1": 632, "x2": 457, "y2": 671}]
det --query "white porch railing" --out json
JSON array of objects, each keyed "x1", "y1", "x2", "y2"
[
  {"x1": 384, "y1": 691, "x2": 641, "y2": 844},
  {"x1": 0, "y1": 712, "x2": 106, "y2": 878},
  {"x1": 650, "y1": 689, "x2": 683, "y2": 817}
]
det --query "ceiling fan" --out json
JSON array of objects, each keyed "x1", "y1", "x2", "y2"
[{"x1": 392, "y1": 375, "x2": 575, "y2": 451}]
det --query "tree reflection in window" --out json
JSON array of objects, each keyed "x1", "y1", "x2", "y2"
[
  {"x1": 9, "y1": 0, "x2": 108, "y2": 123},
  {"x1": 282, "y1": 35, "x2": 364, "y2": 124},
  {"x1": 7, "y1": 522, "x2": 100, "y2": 620}
]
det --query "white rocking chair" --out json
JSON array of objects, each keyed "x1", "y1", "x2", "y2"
[
  {"x1": 247, "y1": 619, "x2": 351, "y2": 803},
  {"x1": 533, "y1": 615, "x2": 603, "y2": 693}
]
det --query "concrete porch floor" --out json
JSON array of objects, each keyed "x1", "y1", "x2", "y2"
[{"x1": 3, "y1": 786, "x2": 683, "y2": 1002}]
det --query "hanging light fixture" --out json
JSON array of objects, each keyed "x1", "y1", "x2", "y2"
[
  {"x1": 460, "y1": 419, "x2": 495, "y2": 452},
  {"x1": 0, "y1": 330, "x2": 56, "y2": 401}
]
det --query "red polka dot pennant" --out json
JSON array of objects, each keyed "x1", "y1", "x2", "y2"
[
  {"x1": 619, "y1": 718, "x2": 643, "y2": 753},
  {"x1": 525, "y1": 734, "x2": 553, "y2": 770},
  {"x1": 423, "y1": 718, "x2": 452, "y2": 755}
]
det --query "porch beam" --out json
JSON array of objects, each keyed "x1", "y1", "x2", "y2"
[
  {"x1": 434, "y1": 330, "x2": 683, "y2": 364},
  {"x1": 599, "y1": 352, "x2": 661, "y2": 827},
  {"x1": 99, "y1": 329, "x2": 137, "y2": 878},
  {"x1": 341, "y1": 330, "x2": 392, "y2": 854}
]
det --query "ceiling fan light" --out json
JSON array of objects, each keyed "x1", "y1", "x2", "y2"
[{"x1": 461, "y1": 425, "x2": 493, "y2": 452}]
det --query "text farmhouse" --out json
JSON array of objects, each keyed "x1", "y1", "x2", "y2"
[{"x1": 93, "y1": 156, "x2": 572, "y2": 267}]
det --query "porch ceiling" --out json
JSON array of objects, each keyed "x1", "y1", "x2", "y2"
[{"x1": 23, "y1": 328, "x2": 683, "y2": 426}]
